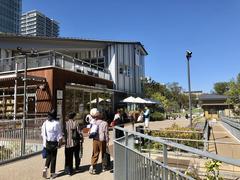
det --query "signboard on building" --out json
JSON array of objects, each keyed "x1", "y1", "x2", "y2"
[{"x1": 57, "y1": 90, "x2": 63, "y2": 99}]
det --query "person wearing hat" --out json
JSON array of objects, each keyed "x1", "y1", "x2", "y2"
[
  {"x1": 64, "y1": 111, "x2": 83, "y2": 175},
  {"x1": 41, "y1": 109, "x2": 62, "y2": 179},
  {"x1": 89, "y1": 108, "x2": 109, "y2": 174}
]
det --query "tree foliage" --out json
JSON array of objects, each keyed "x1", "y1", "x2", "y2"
[
  {"x1": 143, "y1": 79, "x2": 194, "y2": 113},
  {"x1": 225, "y1": 74, "x2": 240, "y2": 115},
  {"x1": 213, "y1": 82, "x2": 229, "y2": 95},
  {"x1": 214, "y1": 73, "x2": 240, "y2": 115}
]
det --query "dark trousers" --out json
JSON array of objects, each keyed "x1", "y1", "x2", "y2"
[
  {"x1": 74, "y1": 144, "x2": 80, "y2": 168},
  {"x1": 65, "y1": 147, "x2": 74, "y2": 173},
  {"x1": 116, "y1": 125, "x2": 124, "y2": 138},
  {"x1": 45, "y1": 146, "x2": 58, "y2": 174}
]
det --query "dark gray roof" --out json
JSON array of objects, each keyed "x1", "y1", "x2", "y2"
[
  {"x1": 0, "y1": 33, "x2": 148, "y2": 55},
  {"x1": 199, "y1": 94, "x2": 227, "y2": 101}
]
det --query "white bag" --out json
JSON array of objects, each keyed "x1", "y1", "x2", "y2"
[
  {"x1": 137, "y1": 115, "x2": 143, "y2": 122},
  {"x1": 89, "y1": 123, "x2": 98, "y2": 138}
]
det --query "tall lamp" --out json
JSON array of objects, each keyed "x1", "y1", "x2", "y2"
[{"x1": 186, "y1": 50, "x2": 192, "y2": 127}]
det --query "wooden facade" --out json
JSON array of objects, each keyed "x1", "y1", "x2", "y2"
[
  {"x1": 199, "y1": 94, "x2": 231, "y2": 120},
  {"x1": 0, "y1": 67, "x2": 113, "y2": 119}
]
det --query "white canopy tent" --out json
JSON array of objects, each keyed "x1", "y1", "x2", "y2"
[
  {"x1": 122, "y1": 96, "x2": 161, "y2": 104},
  {"x1": 143, "y1": 98, "x2": 161, "y2": 105},
  {"x1": 121, "y1": 96, "x2": 161, "y2": 110},
  {"x1": 135, "y1": 97, "x2": 148, "y2": 104},
  {"x1": 122, "y1": 96, "x2": 137, "y2": 103}
]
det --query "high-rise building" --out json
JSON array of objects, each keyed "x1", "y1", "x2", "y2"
[
  {"x1": 21, "y1": 10, "x2": 59, "y2": 37},
  {"x1": 0, "y1": 0, "x2": 22, "y2": 34}
]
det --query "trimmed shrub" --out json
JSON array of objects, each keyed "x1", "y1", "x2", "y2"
[
  {"x1": 150, "y1": 112, "x2": 165, "y2": 121},
  {"x1": 149, "y1": 123, "x2": 204, "y2": 149}
]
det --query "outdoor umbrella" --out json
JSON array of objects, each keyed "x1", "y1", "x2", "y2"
[
  {"x1": 143, "y1": 98, "x2": 161, "y2": 104},
  {"x1": 135, "y1": 97, "x2": 148, "y2": 104},
  {"x1": 122, "y1": 96, "x2": 137, "y2": 103}
]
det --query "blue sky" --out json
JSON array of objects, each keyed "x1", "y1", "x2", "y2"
[{"x1": 22, "y1": 0, "x2": 240, "y2": 93}]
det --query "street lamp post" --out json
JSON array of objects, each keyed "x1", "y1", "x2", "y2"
[
  {"x1": 17, "y1": 47, "x2": 30, "y2": 156},
  {"x1": 186, "y1": 50, "x2": 192, "y2": 127}
]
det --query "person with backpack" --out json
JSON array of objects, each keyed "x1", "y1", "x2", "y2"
[
  {"x1": 73, "y1": 116, "x2": 84, "y2": 171},
  {"x1": 41, "y1": 109, "x2": 62, "y2": 179},
  {"x1": 64, "y1": 112, "x2": 83, "y2": 175},
  {"x1": 89, "y1": 108, "x2": 109, "y2": 174}
]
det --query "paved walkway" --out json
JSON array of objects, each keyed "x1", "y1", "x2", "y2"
[
  {"x1": 0, "y1": 131, "x2": 115, "y2": 180},
  {"x1": 0, "y1": 119, "x2": 189, "y2": 180},
  {"x1": 1, "y1": 118, "x2": 238, "y2": 180},
  {"x1": 208, "y1": 120, "x2": 240, "y2": 159}
]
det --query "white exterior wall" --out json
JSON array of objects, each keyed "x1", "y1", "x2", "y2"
[
  {"x1": 108, "y1": 43, "x2": 145, "y2": 95},
  {"x1": 108, "y1": 45, "x2": 117, "y2": 88}
]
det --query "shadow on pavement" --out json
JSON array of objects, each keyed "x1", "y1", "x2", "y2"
[{"x1": 56, "y1": 160, "x2": 114, "y2": 178}]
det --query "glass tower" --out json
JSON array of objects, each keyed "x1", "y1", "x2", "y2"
[{"x1": 0, "y1": 0, "x2": 22, "y2": 34}]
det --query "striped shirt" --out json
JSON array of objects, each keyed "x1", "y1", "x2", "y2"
[
  {"x1": 65, "y1": 119, "x2": 80, "y2": 148},
  {"x1": 93, "y1": 119, "x2": 109, "y2": 143}
]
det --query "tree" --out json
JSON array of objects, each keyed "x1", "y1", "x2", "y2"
[
  {"x1": 144, "y1": 79, "x2": 188, "y2": 113},
  {"x1": 225, "y1": 74, "x2": 240, "y2": 115},
  {"x1": 151, "y1": 92, "x2": 170, "y2": 110},
  {"x1": 213, "y1": 82, "x2": 229, "y2": 95}
]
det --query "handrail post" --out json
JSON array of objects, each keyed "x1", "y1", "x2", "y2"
[
  {"x1": 53, "y1": 51, "x2": 56, "y2": 67},
  {"x1": 13, "y1": 60, "x2": 18, "y2": 121},
  {"x1": 73, "y1": 58, "x2": 75, "y2": 71},
  {"x1": 113, "y1": 127, "x2": 116, "y2": 180},
  {"x1": 113, "y1": 127, "x2": 116, "y2": 140},
  {"x1": 125, "y1": 131, "x2": 128, "y2": 180},
  {"x1": 163, "y1": 144, "x2": 168, "y2": 179},
  {"x1": 61, "y1": 56, "x2": 64, "y2": 68},
  {"x1": 21, "y1": 54, "x2": 27, "y2": 156},
  {"x1": 204, "y1": 120, "x2": 209, "y2": 151}
]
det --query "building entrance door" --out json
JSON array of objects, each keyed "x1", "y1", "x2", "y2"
[{"x1": 27, "y1": 94, "x2": 36, "y2": 117}]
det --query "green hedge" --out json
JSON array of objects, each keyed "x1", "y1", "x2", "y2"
[
  {"x1": 146, "y1": 123, "x2": 203, "y2": 149},
  {"x1": 150, "y1": 112, "x2": 165, "y2": 121}
]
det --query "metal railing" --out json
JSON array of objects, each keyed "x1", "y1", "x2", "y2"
[
  {"x1": 0, "y1": 51, "x2": 111, "y2": 80},
  {"x1": 203, "y1": 120, "x2": 210, "y2": 151},
  {"x1": 113, "y1": 126, "x2": 240, "y2": 180},
  {"x1": 221, "y1": 116, "x2": 240, "y2": 141},
  {"x1": 0, "y1": 118, "x2": 45, "y2": 164}
]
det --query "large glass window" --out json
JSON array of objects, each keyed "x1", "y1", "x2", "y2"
[{"x1": 65, "y1": 87, "x2": 113, "y2": 124}]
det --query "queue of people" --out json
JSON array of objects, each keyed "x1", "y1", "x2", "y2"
[
  {"x1": 41, "y1": 105, "x2": 151, "y2": 179},
  {"x1": 41, "y1": 108, "x2": 109, "y2": 179}
]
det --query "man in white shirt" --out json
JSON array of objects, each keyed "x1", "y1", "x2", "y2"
[
  {"x1": 144, "y1": 106, "x2": 150, "y2": 128},
  {"x1": 41, "y1": 110, "x2": 62, "y2": 179}
]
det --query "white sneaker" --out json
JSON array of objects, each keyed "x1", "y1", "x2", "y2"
[
  {"x1": 89, "y1": 166, "x2": 96, "y2": 175},
  {"x1": 42, "y1": 168, "x2": 47, "y2": 179}
]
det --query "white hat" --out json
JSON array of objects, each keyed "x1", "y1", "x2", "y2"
[{"x1": 90, "y1": 108, "x2": 100, "y2": 117}]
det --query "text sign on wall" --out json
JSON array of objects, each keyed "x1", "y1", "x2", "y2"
[{"x1": 57, "y1": 90, "x2": 63, "y2": 99}]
